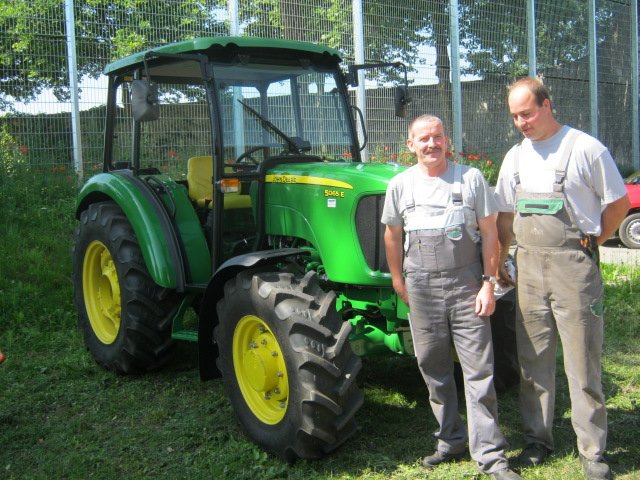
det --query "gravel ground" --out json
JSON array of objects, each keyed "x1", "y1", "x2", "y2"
[{"x1": 599, "y1": 238, "x2": 640, "y2": 267}]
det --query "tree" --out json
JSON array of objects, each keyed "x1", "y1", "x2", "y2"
[
  {"x1": 457, "y1": 0, "x2": 616, "y2": 78},
  {"x1": 0, "y1": 0, "x2": 226, "y2": 110}
]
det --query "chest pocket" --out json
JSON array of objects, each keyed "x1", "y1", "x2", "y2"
[{"x1": 512, "y1": 129, "x2": 582, "y2": 248}]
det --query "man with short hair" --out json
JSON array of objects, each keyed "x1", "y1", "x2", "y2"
[
  {"x1": 382, "y1": 114, "x2": 520, "y2": 480},
  {"x1": 494, "y1": 77, "x2": 630, "y2": 480}
]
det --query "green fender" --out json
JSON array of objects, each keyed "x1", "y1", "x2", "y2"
[{"x1": 75, "y1": 172, "x2": 211, "y2": 289}]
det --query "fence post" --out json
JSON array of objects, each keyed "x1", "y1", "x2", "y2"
[
  {"x1": 527, "y1": 0, "x2": 537, "y2": 77},
  {"x1": 228, "y1": 0, "x2": 245, "y2": 155},
  {"x1": 588, "y1": 0, "x2": 598, "y2": 138},
  {"x1": 632, "y1": 0, "x2": 639, "y2": 170},
  {"x1": 64, "y1": 0, "x2": 83, "y2": 179},
  {"x1": 449, "y1": 0, "x2": 463, "y2": 155},
  {"x1": 353, "y1": 0, "x2": 368, "y2": 161}
]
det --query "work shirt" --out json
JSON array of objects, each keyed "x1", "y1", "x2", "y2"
[
  {"x1": 494, "y1": 125, "x2": 627, "y2": 236},
  {"x1": 381, "y1": 161, "x2": 497, "y2": 245}
]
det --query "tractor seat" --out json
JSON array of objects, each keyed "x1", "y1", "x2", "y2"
[{"x1": 187, "y1": 156, "x2": 252, "y2": 210}]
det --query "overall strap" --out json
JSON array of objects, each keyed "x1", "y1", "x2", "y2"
[
  {"x1": 552, "y1": 128, "x2": 581, "y2": 192},
  {"x1": 452, "y1": 162, "x2": 463, "y2": 206},
  {"x1": 404, "y1": 171, "x2": 416, "y2": 213},
  {"x1": 513, "y1": 142, "x2": 522, "y2": 186}
]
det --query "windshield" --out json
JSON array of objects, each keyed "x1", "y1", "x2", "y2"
[{"x1": 215, "y1": 63, "x2": 356, "y2": 167}]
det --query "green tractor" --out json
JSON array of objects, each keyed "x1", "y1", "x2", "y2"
[{"x1": 73, "y1": 37, "x2": 517, "y2": 462}]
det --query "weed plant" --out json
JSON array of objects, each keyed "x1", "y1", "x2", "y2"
[{"x1": 0, "y1": 170, "x2": 638, "y2": 479}]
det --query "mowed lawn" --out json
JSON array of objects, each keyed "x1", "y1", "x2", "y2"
[{"x1": 1, "y1": 171, "x2": 638, "y2": 479}]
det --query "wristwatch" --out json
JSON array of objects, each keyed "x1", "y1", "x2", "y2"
[{"x1": 481, "y1": 275, "x2": 497, "y2": 285}]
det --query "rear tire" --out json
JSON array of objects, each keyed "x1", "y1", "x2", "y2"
[
  {"x1": 619, "y1": 213, "x2": 640, "y2": 249},
  {"x1": 215, "y1": 269, "x2": 363, "y2": 461},
  {"x1": 73, "y1": 201, "x2": 180, "y2": 373}
]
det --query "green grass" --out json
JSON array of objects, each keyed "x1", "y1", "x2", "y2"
[{"x1": 1, "y1": 170, "x2": 639, "y2": 479}]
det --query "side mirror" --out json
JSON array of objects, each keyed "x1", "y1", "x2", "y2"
[
  {"x1": 394, "y1": 85, "x2": 411, "y2": 118},
  {"x1": 131, "y1": 80, "x2": 159, "y2": 122}
]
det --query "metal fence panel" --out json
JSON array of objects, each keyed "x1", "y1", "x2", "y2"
[{"x1": 0, "y1": 0, "x2": 637, "y2": 179}]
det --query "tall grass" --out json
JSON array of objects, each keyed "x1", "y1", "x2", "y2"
[{"x1": 0, "y1": 170, "x2": 638, "y2": 479}]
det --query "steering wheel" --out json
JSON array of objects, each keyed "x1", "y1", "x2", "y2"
[
  {"x1": 236, "y1": 146, "x2": 265, "y2": 165},
  {"x1": 224, "y1": 146, "x2": 266, "y2": 172}
]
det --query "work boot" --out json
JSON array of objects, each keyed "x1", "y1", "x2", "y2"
[
  {"x1": 580, "y1": 455, "x2": 611, "y2": 480},
  {"x1": 517, "y1": 443, "x2": 551, "y2": 467},
  {"x1": 421, "y1": 450, "x2": 465, "y2": 468},
  {"x1": 490, "y1": 468, "x2": 522, "y2": 480}
]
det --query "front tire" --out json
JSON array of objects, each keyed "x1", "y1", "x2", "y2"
[
  {"x1": 72, "y1": 201, "x2": 180, "y2": 373},
  {"x1": 619, "y1": 213, "x2": 640, "y2": 249},
  {"x1": 215, "y1": 269, "x2": 363, "y2": 461}
]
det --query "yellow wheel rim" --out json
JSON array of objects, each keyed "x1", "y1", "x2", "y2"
[
  {"x1": 82, "y1": 240, "x2": 122, "y2": 345},
  {"x1": 233, "y1": 315, "x2": 289, "y2": 424}
]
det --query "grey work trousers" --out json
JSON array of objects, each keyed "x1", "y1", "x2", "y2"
[
  {"x1": 406, "y1": 262, "x2": 509, "y2": 474},
  {"x1": 515, "y1": 246, "x2": 607, "y2": 461}
]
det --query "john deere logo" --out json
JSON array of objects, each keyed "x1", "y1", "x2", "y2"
[{"x1": 265, "y1": 174, "x2": 353, "y2": 190}]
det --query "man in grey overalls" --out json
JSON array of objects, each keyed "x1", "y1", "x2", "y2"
[
  {"x1": 382, "y1": 115, "x2": 520, "y2": 480},
  {"x1": 494, "y1": 77, "x2": 630, "y2": 480}
]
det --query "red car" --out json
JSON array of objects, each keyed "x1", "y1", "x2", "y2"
[{"x1": 619, "y1": 172, "x2": 640, "y2": 249}]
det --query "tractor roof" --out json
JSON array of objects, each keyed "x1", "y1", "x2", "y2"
[{"x1": 104, "y1": 36, "x2": 343, "y2": 75}]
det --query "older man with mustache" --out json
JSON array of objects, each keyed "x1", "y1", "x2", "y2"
[{"x1": 382, "y1": 115, "x2": 520, "y2": 480}]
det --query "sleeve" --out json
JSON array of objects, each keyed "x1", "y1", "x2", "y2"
[
  {"x1": 381, "y1": 175, "x2": 404, "y2": 226},
  {"x1": 590, "y1": 148, "x2": 628, "y2": 206},
  {"x1": 470, "y1": 167, "x2": 498, "y2": 219},
  {"x1": 493, "y1": 147, "x2": 517, "y2": 212}
]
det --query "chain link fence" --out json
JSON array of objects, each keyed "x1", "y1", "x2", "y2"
[{"x1": 0, "y1": 0, "x2": 638, "y2": 180}]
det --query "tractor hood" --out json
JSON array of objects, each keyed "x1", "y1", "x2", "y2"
[
  {"x1": 262, "y1": 160, "x2": 408, "y2": 285},
  {"x1": 265, "y1": 161, "x2": 406, "y2": 196}
]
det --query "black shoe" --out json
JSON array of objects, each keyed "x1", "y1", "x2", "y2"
[
  {"x1": 490, "y1": 468, "x2": 523, "y2": 480},
  {"x1": 421, "y1": 450, "x2": 465, "y2": 468},
  {"x1": 517, "y1": 443, "x2": 551, "y2": 467},
  {"x1": 580, "y1": 455, "x2": 611, "y2": 480}
]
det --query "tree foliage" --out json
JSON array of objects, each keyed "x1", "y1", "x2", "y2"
[
  {"x1": 0, "y1": 0, "x2": 226, "y2": 108},
  {"x1": 458, "y1": 0, "x2": 616, "y2": 78},
  {"x1": 0, "y1": 0, "x2": 623, "y2": 110}
]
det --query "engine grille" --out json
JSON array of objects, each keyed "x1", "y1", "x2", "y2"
[{"x1": 355, "y1": 194, "x2": 389, "y2": 273}]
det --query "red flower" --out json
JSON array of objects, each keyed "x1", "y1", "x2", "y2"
[
  {"x1": 467, "y1": 155, "x2": 479, "y2": 161},
  {"x1": 486, "y1": 160, "x2": 493, "y2": 166},
  {"x1": 19, "y1": 145, "x2": 27, "y2": 155}
]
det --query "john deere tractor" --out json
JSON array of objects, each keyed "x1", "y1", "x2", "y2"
[{"x1": 73, "y1": 37, "x2": 517, "y2": 462}]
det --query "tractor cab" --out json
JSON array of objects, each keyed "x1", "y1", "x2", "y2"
[{"x1": 102, "y1": 37, "x2": 362, "y2": 268}]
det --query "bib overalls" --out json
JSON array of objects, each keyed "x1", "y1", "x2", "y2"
[
  {"x1": 403, "y1": 164, "x2": 509, "y2": 473},
  {"x1": 513, "y1": 129, "x2": 607, "y2": 460}
]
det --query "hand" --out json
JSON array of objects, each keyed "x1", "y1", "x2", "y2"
[
  {"x1": 392, "y1": 277, "x2": 409, "y2": 306},
  {"x1": 497, "y1": 263, "x2": 515, "y2": 288},
  {"x1": 475, "y1": 282, "x2": 496, "y2": 317}
]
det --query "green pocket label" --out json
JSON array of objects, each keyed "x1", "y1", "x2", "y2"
[{"x1": 516, "y1": 198, "x2": 564, "y2": 214}]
